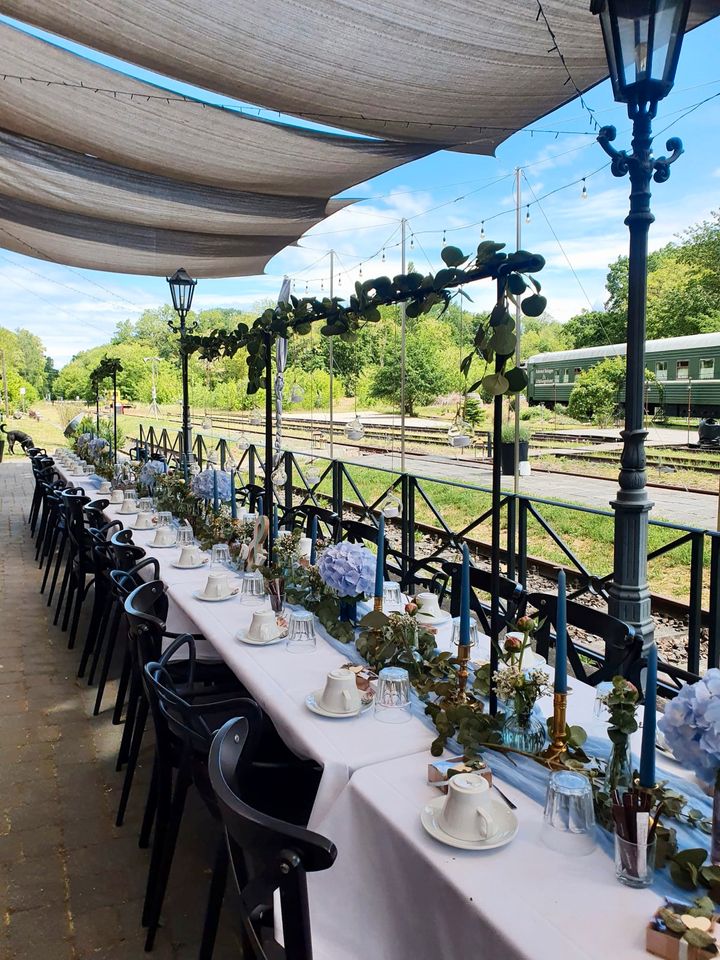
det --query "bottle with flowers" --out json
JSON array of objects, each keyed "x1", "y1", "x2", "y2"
[{"x1": 496, "y1": 615, "x2": 551, "y2": 754}]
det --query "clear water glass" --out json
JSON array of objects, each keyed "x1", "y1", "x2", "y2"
[
  {"x1": 383, "y1": 581, "x2": 403, "y2": 609},
  {"x1": 123, "y1": 487, "x2": 138, "y2": 502},
  {"x1": 137, "y1": 497, "x2": 154, "y2": 514},
  {"x1": 156, "y1": 510, "x2": 172, "y2": 527},
  {"x1": 450, "y1": 616, "x2": 479, "y2": 648},
  {"x1": 593, "y1": 681, "x2": 613, "y2": 721},
  {"x1": 541, "y1": 770, "x2": 596, "y2": 855},
  {"x1": 285, "y1": 611, "x2": 317, "y2": 654},
  {"x1": 176, "y1": 525, "x2": 194, "y2": 547},
  {"x1": 211, "y1": 543, "x2": 231, "y2": 567},
  {"x1": 614, "y1": 835, "x2": 656, "y2": 888},
  {"x1": 239, "y1": 571, "x2": 266, "y2": 602},
  {"x1": 374, "y1": 666, "x2": 412, "y2": 723}
]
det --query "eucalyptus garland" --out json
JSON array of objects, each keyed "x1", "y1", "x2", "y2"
[{"x1": 90, "y1": 355, "x2": 123, "y2": 386}]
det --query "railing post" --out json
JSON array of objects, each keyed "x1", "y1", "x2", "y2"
[
  {"x1": 487, "y1": 429, "x2": 492, "y2": 460},
  {"x1": 284, "y1": 451, "x2": 293, "y2": 520},
  {"x1": 518, "y1": 497, "x2": 528, "y2": 588},
  {"x1": 219, "y1": 439, "x2": 226, "y2": 470},
  {"x1": 709, "y1": 535, "x2": 720, "y2": 669},
  {"x1": 248, "y1": 445, "x2": 256, "y2": 486},
  {"x1": 687, "y1": 532, "x2": 704, "y2": 676},
  {"x1": 333, "y1": 458, "x2": 343, "y2": 528},
  {"x1": 506, "y1": 495, "x2": 516, "y2": 581},
  {"x1": 401, "y1": 473, "x2": 415, "y2": 583}
]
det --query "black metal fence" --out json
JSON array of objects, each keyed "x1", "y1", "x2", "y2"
[{"x1": 134, "y1": 424, "x2": 717, "y2": 691}]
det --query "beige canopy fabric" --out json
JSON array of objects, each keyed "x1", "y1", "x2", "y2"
[
  {"x1": 0, "y1": 130, "x2": 353, "y2": 235},
  {"x1": 1, "y1": 0, "x2": 716, "y2": 154},
  {"x1": 0, "y1": 194, "x2": 293, "y2": 276}
]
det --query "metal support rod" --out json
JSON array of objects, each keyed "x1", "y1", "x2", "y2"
[
  {"x1": 513, "y1": 167, "x2": 522, "y2": 498},
  {"x1": 264, "y1": 332, "x2": 274, "y2": 557},
  {"x1": 95, "y1": 386, "x2": 100, "y2": 433},
  {"x1": 400, "y1": 219, "x2": 407, "y2": 474},
  {"x1": 329, "y1": 250, "x2": 335, "y2": 460},
  {"x1": 112, "y1": 371, "x2": 118, "y2": 464},
  {"x1": 179, "y1": 321, "x2": 192, "y2": 470},
  {"x1": 598, "y1": 113, "x2": 682, "y2": 651},
  {"x1": 488, "y1": 277, "x2": 504, "y2": 716},
  {"x1": 0, "y1": 349, "x2": 8, "y2": 418}
]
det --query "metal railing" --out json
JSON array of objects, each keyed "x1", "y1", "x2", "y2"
[{"x1": 134, "y1": 424, "x2": 716, "y2": 692}]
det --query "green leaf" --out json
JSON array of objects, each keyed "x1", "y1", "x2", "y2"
[
  {"x1": 527, "y1": 276, "x2": 542, "y2": 293},
  {"x1": 394, "y1": 272, "x2": 424, "y2": 293},
  {"x1": 521, "y1": 294, "x2": 547, "y2": 317},
  {"x1": 441, "y1": 245, "x2": 468, "y2": 268},
  {"x1": 507, "y1": 273, "x2": 527, "y2": 295},
  {"x1": 489, "y1": 326, "x2": 516, "y2": 356},
  {"x1": 434, "y1": 267, "x2": 458, "y2": 289},
  {"x1": 658, "y1": 909, "x2": 688, "y2": 934},
  {"x1": 482, "y1": 372, "x2": 509, "y2": 396},
  {"x1": 683, "y1": 929, "x2": 718, "y2": 952},
  {"x1": 405, "y1": 301, "x2": 422, "y2": 319},
  {"x1": 490, "y1": 304, "x2": 510, "y2": 327},
  {"x1": 675, "y1": 849, "x2": 708, "y2": 868},
  {"x1": 504, "y1": 367, "x2": 529, "y2": 393},
  {"x1": 670, "y1": 859, "x2": 700, "y2": 890},
  {"x1": 476, "y1": 241, "x2": 506, "y2": 264},
  {"x1": 568, "y1": 725, "x2": 587, "y2": 747}
]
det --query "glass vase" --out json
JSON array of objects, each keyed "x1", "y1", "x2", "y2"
[
  {"x1": 604, "y1": 734, "x2": 633, "y2": 794},
  {"x1": 501, "y1": 707, "x2": 546, "y2": 755},
  {"x1": 339, "y1": 598, "x2": 358, "y2": 624}
]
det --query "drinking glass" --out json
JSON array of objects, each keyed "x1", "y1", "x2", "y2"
[
  {"x1": 137, "y1": 497, "x2": 154, "y2": 514},
  {"x1": 241, "y1": 511, "x2": 258, "y2": 522},
  {"x1": 285, "y1": 611, "x2": 317, "y2": 654},
  {"x1": 450, "y1": 616, "x2": 479, "y2": 648},
  {"x1": 176, "y1": 525, "x2": 195, "y2": 548},
  {"x1": 541, "y1": 770, "x2": 596, "y2": 855},
  {"x1": 593, "y1": 681, "x2": 613, "y2": 721},
  {"x1": 239, "y1": 571, "x2": 266, "y2": 603},
  {"x1": 614, "y1": 835, "x2": 656, "y2": 888},
  {"x1": 383, "y1": 581, "x2": 403, "y2": 610},
  {"x1": 156, "y1": 511, "x2": 173, "y2": 528},
  {"x1": 211, "y1": 543, "x2": 231, "y2": 568},
  {"x1": 266, "y1": 578, "x2": 285, "y2": 615},
  {"x1": 123, "y1": 488, "x2": 138, "y2": 503},
  {"x1": 374, "y1": 666, "x2": 412, "y2": 723}
]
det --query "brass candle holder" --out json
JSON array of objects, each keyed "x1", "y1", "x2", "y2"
[{"x1": 541, "y1": 692, "x2": 568, "y2": 763}]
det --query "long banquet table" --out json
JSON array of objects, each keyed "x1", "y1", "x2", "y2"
[{"x1": 55, "y1": 463, "x2": 700, "y2": 960}]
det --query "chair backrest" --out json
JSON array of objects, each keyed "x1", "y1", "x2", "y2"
[
  {"x1": 123, "y1": 579, "x2": 170, "y2": 670},
  {"x1": 282, "y1": 504, "x2": 339, "y2": 541},
  {"x1": 442, "y1": 561, "x2": 527, "y2": 636},
  {"x1": 526, "y1": 591, "x2": 642, "y2": 687},
  {"x1": 400, "y1": 557, "x2": 450, "y2": 600},
  {"x1": 209, "y1": 717, "x2": 337, "y2": 960},
  {"x1": 61, "y1": 490, "x2": 92, "y2": 551}
]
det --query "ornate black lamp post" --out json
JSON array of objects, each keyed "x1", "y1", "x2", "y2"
[
  {"x1": 591, "y1": 0, "x2": 689, "y2": 648},
  {"x1": 166, "y1": 268, "x2": 198, "y2": 471}
]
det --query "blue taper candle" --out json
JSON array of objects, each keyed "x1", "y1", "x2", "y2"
[
  {"x1": 182, "y1": 458, "x2": 188, "y2": 483},
  {"x1": 554, "y1": 569, "x2": 568, "y2": 694},
  {"x1": 257, "y1": 495, "x2": 263, "y2": 517},
  {"x1": 212, "y1": 469, "x2": 219, "y2": 515},
  {"x1": 639, "y1": 643, "x2": 658, "y2": 789},
  {"x1": 374, "y1": 515, "x2": 385, "y2": 598},
  {"x1": 272, "y1": 504, "x2": 278, "y2": 538},
  {"x1": 310, "y1": 515, "x2": 318, "y2": 565},
  {"x1": 459, "y1": 543, "x2": 471, "y2": 645},
  {"x1": 230, "y1": 470, "x2": 237, "y2": 519}
]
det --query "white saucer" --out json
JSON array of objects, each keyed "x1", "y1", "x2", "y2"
[
  {"x1": 420, "y1": 795, "x2": 519, "y2": 850},
  {"x1": 237, "y1": 630, "x2": 285, "y2": 646},
  {"x1": 170, "y1": 559, "x2": 209, "y2": 570},
  {"x1": 416, "y1": 612, "x2": 452, "y2": 626},
  {"x1": 132, "y1": 523, "x2": 156, "y2": 532},
  {"x1": 305, "y1": 690, "x2": 372, "y2": 718},
  {"x1": 118, "y1": 507, "x2": 138, "y2": 515},
  {"x1": 192, "y1": 587, "x2": 240, "y2": 603},
  {"x1": 149, "y1": 540, "x2": 178, "y2": 549}
]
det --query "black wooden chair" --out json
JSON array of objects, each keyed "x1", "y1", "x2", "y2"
[
  {"x1": 442, "y1": 561, "x2": 527, "y2": 636},
  {"x1": 400, "y1": 557, "x2": 451, "y2": 601},
  {"x1": 526, "y1": 591, "x2": 643, "y2": 687},
  {"x1": 76, "y1": 518, "x2": 124, "y2": 680},
  {"x1": 209, "y1": 716, "x2": 337, "y2": 960},
  {"x1": 55, "y1": 491, "x2": 93, "y2": 646}
]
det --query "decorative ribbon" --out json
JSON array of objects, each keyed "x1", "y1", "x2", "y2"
[{"x1": 246, "y1": 515, "x2": 269, "y2": 570}]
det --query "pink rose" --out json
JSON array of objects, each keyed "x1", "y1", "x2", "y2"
[
  {"x1": 405, "y1": 602, "x2": 418, "y2": 615},
  {"x1": 504, "y1": 634, "x2": 523, "y2": 652}
]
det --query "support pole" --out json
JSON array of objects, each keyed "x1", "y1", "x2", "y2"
[
  {"x1": 329, "y1": 250, "x2": 335, "y2": 460},
  {"x1": 0, "y1": 350, "x2": 8, "y2": 418},
  {"x1": 400, "y1": 219, "x2": 407, "y2": 474},
  {"x1": 513, "y1": 167, "x2": 522, "y2": 497},
  {"x1": 264, "y1": 332, "x2": 274, "y2": 557},
  {"x1": 112, "y1": 371, "x2": 118, "y2": 464}
]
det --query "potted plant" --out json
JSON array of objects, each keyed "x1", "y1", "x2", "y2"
[{"x1": 500, "y1": 423, "x2": 530, "y2": 475}]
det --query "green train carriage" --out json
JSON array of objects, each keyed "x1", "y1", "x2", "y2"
[{"x1": 526, "y1": 332, "x2": 720, "y2": 417}]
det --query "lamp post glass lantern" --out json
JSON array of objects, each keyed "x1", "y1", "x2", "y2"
[
  {"x1": 591, "y1": 0, "x2": 689, "y2": 649},
  {"x1": 166, "y1": 268, "x2": 197, "y2": 471}
]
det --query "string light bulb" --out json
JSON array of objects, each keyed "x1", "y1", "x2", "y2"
[
  {"x1": 410, "y1": 234, "x2": 415, "y2": 250},
  {"x1": 525, "y1": 205, "x2": 531, "y2": 224},
  {"x1": 581, "y1": 178, "x2": 588, "y2": 200},
  {"x1": 359, "y1": 263, "x2": 363, "y2": 278},
  {"x1": 304, "y1": 281, "x2": 309, "y2": 294},
  {"x1": 480, "y1": 221, "x2": 485, "y2": 238},
  {"x1": 382, "y1": 247, "x2": 386, "y2": 262},
  {"x1": 442, "y1": 229, "x2": 446, "y2": 244}
]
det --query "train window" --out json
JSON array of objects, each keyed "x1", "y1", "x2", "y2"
[
  {"x1": 563, "y1": 368, "x2": 570, "y2": 383},
  {"x1": 574, "y1": 367, "x2": 582, "y2": 378},
  {"x1": 701, "y1": 358, "x2": 714, "y2": 379},
  {"x1": 656, "y1": 361, "x2": 667, "y2": 381},
  {"x1": 677, "y1": 360, "x2": 689, "y2": 380}
]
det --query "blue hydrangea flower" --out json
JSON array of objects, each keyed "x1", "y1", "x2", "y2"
[
  {"x1": 659, "y1": 668, "x2": 720, "y2": 786},
  {"x1": 138, "y1": 459, "x2": 167, "y2": 489},
  {"x1": 191, "y1": 468, "x2": 232, "y2": 502},
  {"x1": 317, "y1": 541, "x2": 376, "y2": 598},
  {"x1": 88, "y1": 437, "x2": 109, "y2": 458}
]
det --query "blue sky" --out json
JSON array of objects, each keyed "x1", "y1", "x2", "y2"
[{"x1": 1, "y1": 13, "x2": 719, "y2": 367}]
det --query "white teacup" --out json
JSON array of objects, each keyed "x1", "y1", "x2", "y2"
[
  {"x1": 98, "y1": 481, "x2": 111, "y2": 493},
  {"x1": 438, "y1": 773, "x2": 496, "y2": 842},
  {"x1": 247, "y1": 609, "x2": 278, "y2": 641},
  {"x1": 178, "y1": 545, "x2": 203, "y2": 567},
  {"x1": 134, "y1": 511, "x2": 155, "y2": 530},
  {"x1": 319, "y1": 668, "x2": 362, "y2": 714},
  {"x1": 152, "y1": 526, "x2": 176, "y2": 547},
  {"x1": 416, "y1": 591, "x2": 442, "y2": 620},
  {"x1": 119, "y1": 498, "x2": 138, "y2": 514},
  {"x1": 202, "y1": 572, "x2": 231, "y2": 600},
  {"x1": 298, "y1": 537, "x2": 312, "y2": 560},
  {"x1": 110, "y1": 489, "x2": 124, "y2": 504}
]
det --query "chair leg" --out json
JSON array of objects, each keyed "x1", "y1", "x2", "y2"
[
  {"x1": 90, "y1": 601, "x2": 117, "y2": 689},
  {"x1": 78, "y1": 583, "x2": 105, "y2": 679},
  {"x1": 116, "y1": 695, "x2": 148, "y2": 827},
  {"x1": 61, "y1": 567, "x2": 76, "y2": 632},
  {"x1": 47, "y1": 532, "x2": 66, "y2": 607},
  {"x1": 112, "y1": 647, "x2": 131, "y2": 726},
  {"x1": 67, "y1": 573, "x2": 85, "y2": 649},
  {"x1": 199, "y1": 836, "x2": 228, "y2": 960},
  {"x1": 40, "y1": 524, "x2": 60, "y2": 592},
  {"x1": 117, "y1": 668, "x2": 140, "y2": 769},
  {"x1": 144, "y1": 768, "x2": 191, "y2": 952},
  {"x1": 54, "y1": 558, "x2": 72, "y2": 626},
  {"x1": 34, "y1": 503, "x2": 49, "y2": 561},
  {"x1": 139, "y1": 760, "x2": 158, "y2": 850}
]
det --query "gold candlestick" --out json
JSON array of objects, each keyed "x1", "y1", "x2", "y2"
[
  {"x1": 541, "y1": 692, "x2": 568, "y2": 763},
  {"x1": 453, "y1": 641, "x2": 472, "y2": 703},
  {"x1": 373, "y1": 596, "x2": 383, "y2": 613}
]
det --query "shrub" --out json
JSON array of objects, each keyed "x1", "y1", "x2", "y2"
[{"x1": 501, "y1": 423, "x2": 530, "y2": 443}]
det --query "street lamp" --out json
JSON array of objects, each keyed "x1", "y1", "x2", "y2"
[
  {"x1": 166, "y1": 268, "x2": 197, "y2": 472},
  {"x1": 591, "y1": 0, "x2": 689, "y2": 650}
]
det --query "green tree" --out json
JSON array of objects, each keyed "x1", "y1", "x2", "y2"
[
  {"x1": 568, "y1": 357, "x2": 626, "y2": 422},
  {"x1": 369, "y1": 318, "x2": 454, "y2": 415}
]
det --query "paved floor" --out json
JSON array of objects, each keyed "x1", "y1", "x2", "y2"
[{"x1": 0, "y1": 462, "x2": 242, "y2": 959}]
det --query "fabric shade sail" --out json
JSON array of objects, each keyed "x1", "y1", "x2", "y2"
[{"x1": 1, "y1": 0, "x2": 716, "y2": 154}]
